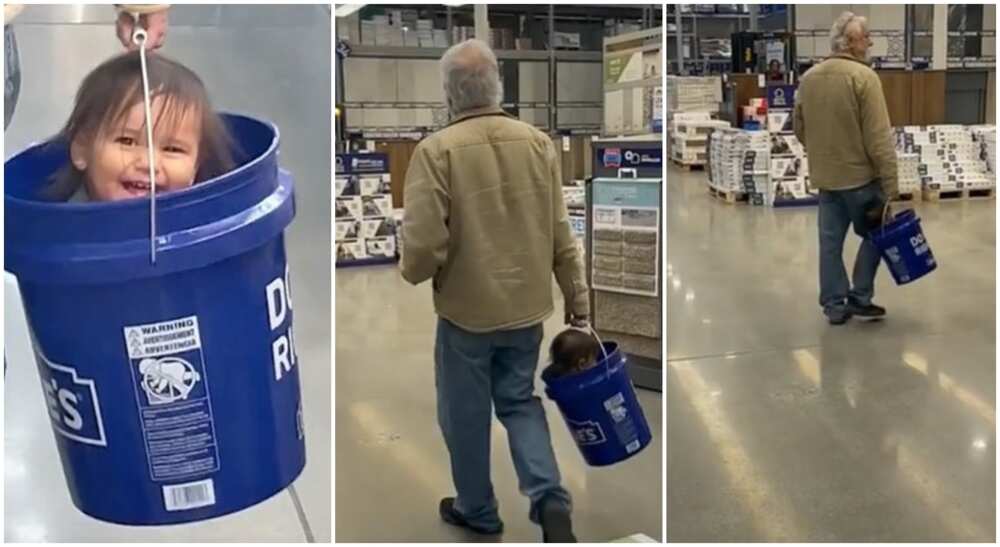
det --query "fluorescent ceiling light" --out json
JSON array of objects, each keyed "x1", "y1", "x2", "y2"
[{"x1": 335, "y1": 4, "x2": 364, "y2": 18}]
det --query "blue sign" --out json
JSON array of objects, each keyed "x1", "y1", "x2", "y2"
[
  {"x1": 767, "y1": 85, "x2": 797, "y2": 109},
  {"x1": 336, "y1": 153, "x2": 389, "y2": 175}
]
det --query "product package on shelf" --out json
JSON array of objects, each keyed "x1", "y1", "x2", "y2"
[
  {"x1": 896, "y1": 126, "x2": 995, "y2": 195},
  {"x1": 335, "y1": 153, "x2": 398, "y2": 265},
  {"x1": 563, "y1": 182, "x2": 587, "y2": 257},
  {"x1": 708, "y1": 128, "x2": 770, "y2": 199},
  {"x1": 666, "y1": 75, "x2": 723, "y2": 114}
]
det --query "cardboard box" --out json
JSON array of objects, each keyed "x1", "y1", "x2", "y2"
[
  {"x1": 365, "y1": 237, "x2": 397, "y2": 258},
  {"x1": 336, "y1": 240, "x2": 368, "y2": 261},
  {"x1": 336, "y1": 220, "x2": 361, "y2": 241},
  {"x1": 361, "y1": 195, "x2": 393, "y2": 218}
]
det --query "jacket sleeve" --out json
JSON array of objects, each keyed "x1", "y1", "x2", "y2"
[
  {"x1": 400, "y1": 142, "x2": 450, "y2": 285},
  {"x1": 548, "y1": 138, "x2": 590, "y2": 318},
  {"x1": 860, "y1": 73, "x2": 899, "y2": 198},
  {"x1": 793, "y1": 94, "x2": 806, "y2": 148}
]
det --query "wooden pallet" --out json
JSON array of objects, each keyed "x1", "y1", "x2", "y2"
[
  {"x1": 965, "y1": 187, "x2": 996, "y2": 200},
  {"x1": 670, "y1": 159, "x2": 705, "y2": 171},
  {"x1": 922, "y1": 188, "x2": 964, "y2": 202},
  {"x1": 708, "y1": 185, "x2": 748, "y2": 204},
  {"x1": 893, "y1": 190, "x2": 922, "y2": 203},
  {"x1": 923, "y1": 187, "x2": 996, "y2": 202}
]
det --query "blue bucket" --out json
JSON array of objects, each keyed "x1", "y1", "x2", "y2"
[
  {"x1": 4, "y1": 114, "x2": 305, "y2": 525},
  {"x1": 541, "y1": 341, "x2": 652, "y2": 467},
  {"x1": 869, "y1": 208, "x2": 937, "y2": 285}
]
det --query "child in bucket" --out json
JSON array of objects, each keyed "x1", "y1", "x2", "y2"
[
  {"x1": 548, "y1": 327, "x2": 603, "y2": 378},
  {"x1": 50, "y1": 51, "x2": 235, "y2": 202}
]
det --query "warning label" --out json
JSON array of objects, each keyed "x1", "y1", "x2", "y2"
[{"x1": 124, "y1": 315, "x2": 220, "y2": 482}]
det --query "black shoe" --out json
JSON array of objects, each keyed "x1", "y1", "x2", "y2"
[
  {"x1": 847, "y1": 302, "x2": 886, "y2": 321},
  {"x1": 539, "y1": 498, "x2": 576, "y2": 543},
  {"x1": 827, "y1": 310, "x2": 853, "y2": 325},
  {"x1": 439, "y1": 498, "x2": 503, "y2": 535}
]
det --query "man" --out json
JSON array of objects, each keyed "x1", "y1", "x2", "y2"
[
  {"x1": 794, "y1": 11, "x2": 899, "y2": 325},
  {"x1": 401, "y1": 39, "x2": 588, "y2": 542}
]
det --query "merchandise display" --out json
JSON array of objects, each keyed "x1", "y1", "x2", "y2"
[
  {"x1": 335, "y1": 153, "x2": 398, "y2": 265},
  {"x1": 895, "y1": 126, "x2": 996, "y2": 196},
  {"x1": 708, "y1": 128, "x2": 770, "y2": 200},
  {"x1": 563, "y1": 183, "x2": 587, "y2": 257}
]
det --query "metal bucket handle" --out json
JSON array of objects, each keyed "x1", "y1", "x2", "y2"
[{"x1": 130, "y1": 14, "x2": 158, "y2": 264}]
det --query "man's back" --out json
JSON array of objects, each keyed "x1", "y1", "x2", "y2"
[
  {"x1": 794, "y1": 56, "x2": 897, "y2": 195},
  {"x1": 401, "y1": 106, "x2": 587, "y2": 333}
]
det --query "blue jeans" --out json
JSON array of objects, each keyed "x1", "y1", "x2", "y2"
[
  {"x1": 435, "y1": 317, "x2": 571, "y2": 530},
  {"x1": 818, "y1": 181, "x2": 885, "y2": 316}
]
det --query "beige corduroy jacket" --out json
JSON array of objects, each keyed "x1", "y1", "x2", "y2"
[
  {"x1": 400, "y1": 105, "x2": 589, "y2": 333},
  {"x1": 794, "y1": 54, "x2": 899, "y2": 197}
]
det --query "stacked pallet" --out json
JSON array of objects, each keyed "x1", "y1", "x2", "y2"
[
  {"x1": 896, "y1": 126, "x2": 995, "y2": 200},
  {"x1": 970, "y1": 125, "x2": 996, "y2": 174},
  {"x1": 768, "y1": 133, "x2": 814, "y2": 205},
  {"x1": 708, "y1": 128, "x2": 769, "y2": 204},
  {"x1": 669, "y1": 113, "x2": 730, "y2": 167}
]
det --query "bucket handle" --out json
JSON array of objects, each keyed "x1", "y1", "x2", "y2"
[{"x1": 131, "y1": 15, "x2": 158, "y2": 264}]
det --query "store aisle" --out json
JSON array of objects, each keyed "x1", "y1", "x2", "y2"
[
  {"x1": 335, "y1": 266, "x2": 663, "y2": 542},
  {"x1": 665, "y1": 166, "x2": 996, "y2": 541},
  {"x1": 4, "y1": 5, "x2": 329, "y2": 542}
]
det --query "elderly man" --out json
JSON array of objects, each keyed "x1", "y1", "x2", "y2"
[
  {"x1": 401, "y1": 39, "x2": 587, "y2": 542},
  {"x1": 794, "y1": 11, "x2": 898, "y2": 325}
]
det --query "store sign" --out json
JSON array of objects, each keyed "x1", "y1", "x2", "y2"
[
  {"x1": 767, "y1": 85, "x2": 797, "y2": 109},
  {"x1": 335, "y1": 153, "x2": 388, "y2": 175}
]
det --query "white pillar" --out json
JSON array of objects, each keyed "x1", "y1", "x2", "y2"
[
  {"x1": 932, "y1": 4, "x2": 948, "y2": 70},
  {"x1": 474, "y1": 4, "x2": 489, "y2": 43}
]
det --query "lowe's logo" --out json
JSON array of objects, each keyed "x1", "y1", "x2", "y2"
[
  {"x1": 38, "y1": 354, "x2": 107, "y2": 447},
  {"x1": 567, "y1": 419, "x2": 607, "y2": 446}
]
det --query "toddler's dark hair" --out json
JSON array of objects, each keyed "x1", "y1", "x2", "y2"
[
  {"x1": 549, "y1": 328, "x2": 602, "y2": 377},
  {"x1": 50, "y1": 51, "x2": 236, "y2": 199}
]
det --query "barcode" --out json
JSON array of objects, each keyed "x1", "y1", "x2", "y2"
[{"x1": 163, "y1": 479, "x2": 216, "y2": 511}]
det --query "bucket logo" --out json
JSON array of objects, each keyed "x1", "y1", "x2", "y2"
[
  {"x1": 138, "y1": 357, "x2": 202, "y2": 405},
  {"x1": 603, "y1": 148, "x2": 622, "y2": 168},
  {"x1": 38, "y1": 354, "x2": 107, "y2": 447},
  {"x1": 567, "y1": 418, "x2": 607, "y2": 446}
]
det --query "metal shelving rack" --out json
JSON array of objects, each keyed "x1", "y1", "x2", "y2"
[{"x1": 335, "y1": 5, "x2": 662, "y2": 140}]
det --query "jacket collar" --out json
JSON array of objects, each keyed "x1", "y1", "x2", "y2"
[
  {"x1": 448, "y1": 105, "x2": 512, "y2": 126},
  {"x1": 829, "y1": 53, "x2": 871, "y2": 67}
]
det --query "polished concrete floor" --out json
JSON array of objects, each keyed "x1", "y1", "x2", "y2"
[
  {"x1": 335, "y1": 267, "x2": 663, "y2": 542},
  {"x1": 4, "y1": 5, "x2": 330, "y2": 542},
  {"x1": 666, "y1": 166, "x2": 996, "y2": 542}
]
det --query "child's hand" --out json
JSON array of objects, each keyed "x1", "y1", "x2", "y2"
[{"x1": 117, "y1": 8, "x2": 168, "y2": 51}]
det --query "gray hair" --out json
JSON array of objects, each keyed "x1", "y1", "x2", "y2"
[
  {"x1": 440, "y1": 39, "x2": 502, "y2": 116},
  {"x1": 830, "y1": 11, "x2": 867, "y2": 54}
]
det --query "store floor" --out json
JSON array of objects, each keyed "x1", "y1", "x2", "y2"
[
  {"x1": 666, "y1": 166, "x2": 996, "y2": 542},
  {"x1": 4, "y1": 5, "x2": 330, "y2": 542},
  {"x1": 335, "y1": 267, "x2": 663, "y2": 542}
]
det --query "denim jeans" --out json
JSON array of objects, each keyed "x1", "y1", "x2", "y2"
[
  {"x1": 435, "y1": 317, "x2": 571, "y2": 530},
  {"x1": 817, "y1": 181, "x2": 886, "y2": 316}
]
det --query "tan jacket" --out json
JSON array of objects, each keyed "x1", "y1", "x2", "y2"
[
  {"x1": 400, "y1": 105, "x2": 589, "y2": 333},
  {"x1": 794, "y1": 54, "x2": 898, "y2": 197}
]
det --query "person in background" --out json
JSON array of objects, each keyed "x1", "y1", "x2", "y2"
[
  {"x1": 3, "y1": 4, "x2": 169, "y2": 129},
  {"x1": 401, "y1": 38, "x2": 587, "y2": 543},
  {"x1": 766, "y1": 59, "x2": 784, "y2": 83},
  {"x1": 794, "y1": 11, "x2": 899, "y2": 325}
]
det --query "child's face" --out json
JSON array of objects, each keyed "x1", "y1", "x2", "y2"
[{"x1": 73, "y1": 96, "x2": 201, "y2": 202}]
